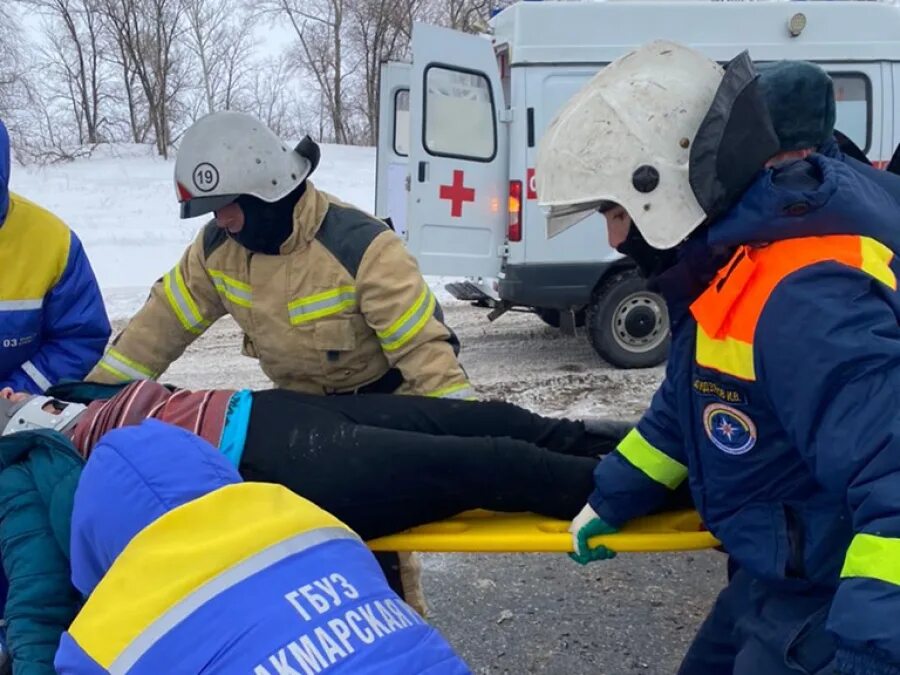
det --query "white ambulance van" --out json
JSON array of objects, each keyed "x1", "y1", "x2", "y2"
[{"x1": 375, "y1": 0, "x2": 900, "y2": 368}]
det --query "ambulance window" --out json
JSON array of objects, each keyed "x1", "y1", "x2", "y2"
[
  {"x1": 394, "y1": 89, "x2": 410, "y2": 156},
  {"x1": 424, "y1": 66, "x2": 496, "y2": 161},
  {"x1": 496, "y1": 46, "x2": 511, "y2": 109},
  {"x1": 831, "y1": 73, "x2": 871, "y2": 153}
]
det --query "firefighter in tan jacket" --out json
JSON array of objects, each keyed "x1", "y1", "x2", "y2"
[
  {"x1": 87, "y1": 111, "x2": 472, "y2": 401},
  {"x1": 86, "y1": 112, "x2": 473, "y2": 615}
]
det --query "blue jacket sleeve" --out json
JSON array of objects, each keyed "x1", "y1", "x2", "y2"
[
  {"x1": 1, "y1": 232, "x2": 110, "y2": 393},
  {"x1": 589, "y1": 373, "x2": 689, "y2": 528},
  {"x1": 757, "y1": 263, "x2": 900, "y2": 674},
  {"x1": 54, "y1": 633, "x2": 107, "y2": 674}
]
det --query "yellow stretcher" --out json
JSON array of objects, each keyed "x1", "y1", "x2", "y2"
[{"x1": 367, "y1": 509, "x2": 720, "y2": 554}]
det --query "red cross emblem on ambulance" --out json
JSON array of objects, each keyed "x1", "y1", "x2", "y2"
[{"x1": 439, "y1": 170, "x2": 476, "y2": 218}]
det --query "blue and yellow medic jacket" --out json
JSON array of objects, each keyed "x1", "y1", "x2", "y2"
[
  {"x1": 589, "y1": 156, "x2": 900, "y2": 675},
  {"x1": 54, "y1": 419, "x2": 470, "y2": 675},
  {"x1": 0, "y1": 120, "x2": 110, "y2": 393}
]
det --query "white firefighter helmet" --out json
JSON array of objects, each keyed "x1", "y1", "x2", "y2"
[
  {"x1": 537, "y1": 40, "x2": 779, "y2": 249},
  {"x1": 174, "y1": 111, "x2": 316, "y2": 219},
  {"x1": 536, "y1": 41, "x2": 724, "y2": 249}
]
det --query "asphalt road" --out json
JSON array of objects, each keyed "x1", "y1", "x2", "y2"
[{"x1": 423, "y1": 550, "x2": 723, "y2": 674}]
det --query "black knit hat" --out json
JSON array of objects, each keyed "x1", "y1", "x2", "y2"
[{"x1": 757, "y1": 60, "x2": 836, "y2": 151}]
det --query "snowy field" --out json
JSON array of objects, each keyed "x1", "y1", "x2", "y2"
[
  {"x1": 10, "y1": 142, "x2": 457, "y2": 320},
  {"x1": 10, "y1": 145, "x2": 722, "y2": 673}
]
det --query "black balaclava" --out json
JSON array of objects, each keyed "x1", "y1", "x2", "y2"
[
  {"x1": 616, "y1": 224, "x2": 679, "y2": 279},
  {"x1": 230, "y1": 181, "x2": 307, "y2": 255}
]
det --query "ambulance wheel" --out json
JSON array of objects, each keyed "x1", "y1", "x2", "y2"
[
  {"x1": 535, "y1": 308, "x2": 586, "y2": 328},
  {"x1": 587, "y1": 270, "x2": 670, "y2": 368}
]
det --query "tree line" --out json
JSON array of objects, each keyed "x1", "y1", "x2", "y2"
[{"x1": 0, "y1": 0, "x2": 514, "y2": 161}]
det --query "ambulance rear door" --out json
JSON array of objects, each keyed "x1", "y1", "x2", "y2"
[
  {"x1": 375, "y1": 61, "x2": 411, "y2": 238},
  {"x1": 406, "y1": 22, "x2": 509, "y2": 278}
]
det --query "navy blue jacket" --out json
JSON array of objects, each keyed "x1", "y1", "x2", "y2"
[
  {"x1": 819, "y1": 137, "x2": 900, "y2": 207},
  {"x1": 590, "y1": 155, "x2": 900, "y2": 675}
]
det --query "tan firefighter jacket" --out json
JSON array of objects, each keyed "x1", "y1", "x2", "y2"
[{"x1": 86, "y1": 182, "x2": 474, "y2": 398}]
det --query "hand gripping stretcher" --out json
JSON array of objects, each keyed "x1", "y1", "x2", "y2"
[{"x1": 367, "y1": 509, "x2": 719, "y2": 554}]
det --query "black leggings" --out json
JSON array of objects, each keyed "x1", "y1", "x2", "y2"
[{"x1": 239, "y1": 390, "x2": 611, "y2": 540}]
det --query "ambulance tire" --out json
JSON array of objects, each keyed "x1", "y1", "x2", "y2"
[
  {"x1": 535, "y1": 308, "x2": 586, "y2": 329},
  {"x1": 587, "y1": 270, "x2": 670, "y2": 369}
]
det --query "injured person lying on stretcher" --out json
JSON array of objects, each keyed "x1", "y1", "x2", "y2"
[
  {"x1": 0, "y1": 382, "x2": 697, "y2": 673},
  {"x1": 0, "y1": 380, "x2": 663, "y2": 536},
  {"x1": 0, "y1": 381, "x2": 692, "y2": 612}
]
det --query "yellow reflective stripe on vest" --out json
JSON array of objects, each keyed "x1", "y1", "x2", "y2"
[
  {"x1": 692, "y1": 236, "x2": 898, "y2": 382},
  {"x1": 427, "y1": 382, "x2": 476, "y2": 400},
  {"x1": 288, "y1": 286, "x2": 356, "y2": 325},
  {"x1": 860, "y1": 237, "x2": 898, "y2": 291},
  {"x1": 163, "y1": 266, "x2": 208, "y2": 334},
  {"x1": 617, "y1": 428, "x2": 687, "y2": 490},
  {"x1": 107, "y1": 526, "x2": 357, "y2": 675},
  {"x1": 695, "y1": 324, "x2": 756, "y2": 382},
  {"x1": 378, "y1": 286, "x2": 435, "y2": 352},
  {"x1": 97, "y1": 348, "x2": 156, "y2": 382},
  {"x1": 840, "y1": 533, "x2": 900, "y2": 586},
  {"x1": 68, "y1": 483, "x2": 354, "y2": 669},
  {"x1": 208, "y1": 270, "x2": 252, "y2": 308}
]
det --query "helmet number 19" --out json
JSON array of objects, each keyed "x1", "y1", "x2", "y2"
[{"x1": 192, "y1": 163, "x2": 220, "y2": 192}]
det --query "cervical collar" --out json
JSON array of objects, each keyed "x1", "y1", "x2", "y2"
[{"x1": 0, "y1": 396, "x2": 87, "y2": 436}]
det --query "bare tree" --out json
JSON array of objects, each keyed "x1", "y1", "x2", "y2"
[
  {"x1": 257, "y1": 0, "x2": 358, "y2": 144},
  {"x1": 100, "y1": 0, "x2": 187, "y2": 157},
  {"x1": 0, "y1": 6, "x2": 32, "y2": 125},
  {"x1": 183, "y1": 0, "x2": 256, "y2": 117},
  {"x1": 418, "y1": 0, "x2": 513, "y2": 33},
  {"x1": 18, "y1": 0, "x2": 109, "y2": 145},
  {"x1": 91, "y1": 19, "x2": 149, "y2": 145},
  {"x1": 241, "y1": 55, "x2": 311, "y2": 140},
  {"x1": 347, "y1": 0, "x2": 420, "y2": 145},
  {"x1": 446, "y1": 0, "x2": 492, "y2": 32}
]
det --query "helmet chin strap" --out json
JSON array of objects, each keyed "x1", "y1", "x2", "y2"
[{"x1": 1, "y1": 397, "x2": 87, "y2": 436}]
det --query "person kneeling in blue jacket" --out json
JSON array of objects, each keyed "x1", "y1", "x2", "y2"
[
  {"x1": 54, "y1": 419, "x2": 470, "y2": 674},
  {"x1": 539, "y1": 41, "x2": 900, "y2": 675}
]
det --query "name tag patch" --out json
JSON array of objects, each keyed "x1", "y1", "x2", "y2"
[{"x1": 693, "y1": 378, "x2": 746, "y2": 404}]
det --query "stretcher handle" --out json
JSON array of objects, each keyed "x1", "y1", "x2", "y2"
[{"x1": 367, "y1": 509, "x2": 720, "y2": 554}]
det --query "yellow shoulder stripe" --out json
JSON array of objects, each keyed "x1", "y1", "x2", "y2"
[
  {"x1": 0, "y1": 193, "x2": 70, "y2": 299},
  {"x1": 695, "y1": 324, "x2": 756, "y2": 382},
  {"x1": 68, "y1": 483, "x2": 352, "y2": 669},
  {"x1": 859, "y1": 237, "x2": 897, "y2": 291}
]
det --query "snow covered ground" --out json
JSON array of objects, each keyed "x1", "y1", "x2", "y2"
[
  {"x1": 9, "y1": 142, "x2": 457, "y2": 320},
  {"x1": 10, "y1": 144, "x2": 720, "y2": 673}
]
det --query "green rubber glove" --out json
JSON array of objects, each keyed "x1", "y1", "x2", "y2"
[{"x1": 568, "y1": 503, "x2": 618, "y2": 565}]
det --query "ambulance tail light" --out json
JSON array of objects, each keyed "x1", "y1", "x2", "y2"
[{"x1": 508, "y1": 180, "x2": 523, "y2": 242}]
